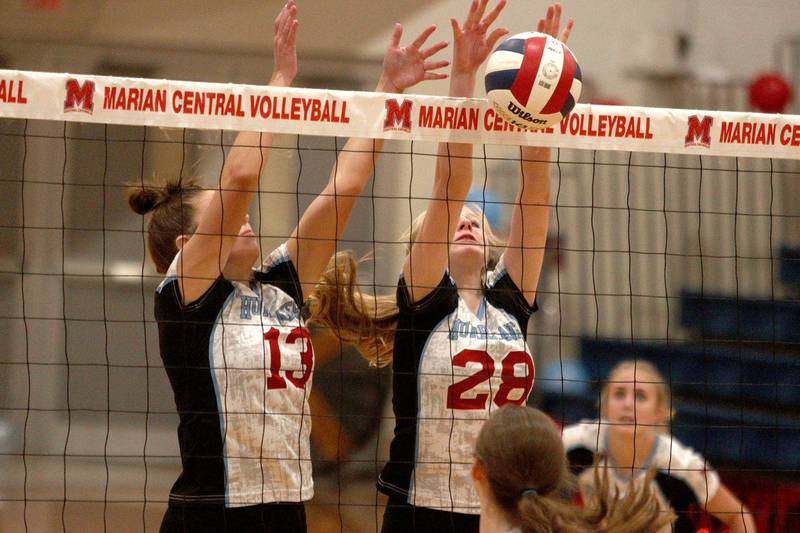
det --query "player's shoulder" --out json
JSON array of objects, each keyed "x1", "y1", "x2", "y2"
[
  {"x1": 654, "y1": 433, "x2": 708, "y2": 469},
  {"x1": 653, "y1": 433, "x2": 720, "y2": 501},
  {"x1": 562, "y1": 419, "x2": 604, "y2": 451}
]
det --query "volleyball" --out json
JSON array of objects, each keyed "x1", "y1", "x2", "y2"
[{"x1": 485, "y1": 32, "x2": 582, "y2": 129}]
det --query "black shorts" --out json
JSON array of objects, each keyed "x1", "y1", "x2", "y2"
[
  {"x1": 380, "y1": 496, "x2": 479, "y2": 533},
  {"x1": 159, "y1": 501, "x2": 306, "y2": 533}
]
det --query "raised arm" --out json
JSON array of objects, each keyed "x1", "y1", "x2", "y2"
[
  {"x1": 177, "y1": 0, "x2": 298, "y2": 304},
  {"x1": 505, "y1": 3, "x2": 573, "y2": 305},
  {"x1": 403, "y1": 0, "x2": 508, "y2": 303},
  {"x1": 288, "y1": 23, "x2": 449, "y2": 291}
]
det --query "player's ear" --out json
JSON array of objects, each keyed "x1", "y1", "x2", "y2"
[
  {"x1": 471, "y1": 457, "x2": 486, "y2": 483},
  {"x1": 175, "y1": 234, "x2": 190, "y2": 251}
]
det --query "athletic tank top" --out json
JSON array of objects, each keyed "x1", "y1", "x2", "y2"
[
  {"x1": 378, "y1": 256, "x2": 536, "y2": 514},
  {"x1": 563, "y1": 420, "x2": 721, "y2": 533},
  {"x1": 154, "y1": 243, "x2": 313, "y2": 507}
]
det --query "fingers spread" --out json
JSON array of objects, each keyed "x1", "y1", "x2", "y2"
[
  {"x1": 551, "y1": 3, "x2": 562, "y2": 36},
  {"x1": 424, "y1": 59, "x2": 450, "y2": 72},
  {"x1": 450, "y1": 17, "x2": 462, "y2": 36},
  {"x1": 421, "y1": 40, "x2": 449, "y2": 59},
  {"x1": 390, "y1": 23, "x2": 403, "y2": 48},
  {"x1": 560, "y1": 18, "x2": 573, "y2": 43},
  {"x1": 545, "y1": 5, "x2": 555, "y2": 35},
  {"x1": 424, "y1": 71, "x2": 449, "y2": 81},
  {"x1": 481, "y1": 0, "x2": 506, "y2": 30},
  {"x1": 464, "y1": 0, "x2": 480, "y2": 30},
  {"x1": 487, "y1": 27, "x2": 509, "y2": 50},
  {"x1": 412, "y1": 24, "x2": 438, "y2": 49}
]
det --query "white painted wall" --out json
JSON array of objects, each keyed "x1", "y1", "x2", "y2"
[
  {"x1": 360, "y1": 0, "x2": 800, "y2": 106},
  {"x1": 3, "y1": 1, "x2": 799, "y2": 107}
]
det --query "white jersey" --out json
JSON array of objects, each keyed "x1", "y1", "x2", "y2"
[
  {"x1": 379, "y1": 257, "x2": 536, "y2": 514},
  {"x1": 563, "y1": 420, "x2": 720, "y2": 533},
  {"x1": 155, "y1": 243, "x2": 313, "y2": 507}
]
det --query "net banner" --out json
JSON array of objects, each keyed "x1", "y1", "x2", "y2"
[{"x1": 2, "y1": 68, "x2": 800, "y2": 159}]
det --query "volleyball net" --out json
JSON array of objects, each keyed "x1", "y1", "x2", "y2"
[{"x1": 1, "y1": 69, "x2": 800, "y2": 532}]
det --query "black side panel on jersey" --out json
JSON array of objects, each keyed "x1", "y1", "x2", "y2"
[
  {"x1": 254, "y1": 258, "x2": 303, "y2": 308},
  {"x1": 568, "y1": 448, "x2": 702, "y2": 533},
  {"x1": 378, "y1": 273, "x2": 458, "y2": 498},
  {"x1": 155, "y1": 276, "x2": 234, "y2": 503},
  {"x1": 654, "y1": 473, "x2": 702, "y2": 533},
  {"x1": 566, "y1": 447, "x2": 595, "y2": 477},
  {"x1": 485, "y1": 270, "x2": 537, "y2": 332}
]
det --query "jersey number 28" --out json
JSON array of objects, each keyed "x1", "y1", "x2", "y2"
[{"x1": 446, "y1": 349, "x2": 534, "y2": 409}]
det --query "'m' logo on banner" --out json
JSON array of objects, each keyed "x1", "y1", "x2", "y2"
[
  {"x1": 64, "y1": 79, "x2": 95, "y2": 114},
  {"x1": 384, "y1": 99, "x2": 412, "y2": 132},
  {"x1": 685, "y1": 115, "x2": 713, "y2": 148}
]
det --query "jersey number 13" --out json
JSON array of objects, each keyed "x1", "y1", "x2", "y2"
[{"x1": 263, "y1": 326, "x2": 314, "y2": 389}]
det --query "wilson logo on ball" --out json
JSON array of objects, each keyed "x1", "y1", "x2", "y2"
[{"x1": 485, "y1": 32, "x2": 582, "y2": 129}]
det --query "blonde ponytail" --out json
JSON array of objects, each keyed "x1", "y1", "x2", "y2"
[{"x1": 306, "y1": 251, "x2": 399, "y2": 367}]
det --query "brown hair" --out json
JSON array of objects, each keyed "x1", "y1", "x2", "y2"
[
  {"x1": 307, "y1": 204, "x2": 504, "y2": 367},
  {"x1": 127, "y1": 178, "x2": 204, "y2": 274},
  {"x1": 475, "y1": 405, "x2": 675, "y2": 533},
  {"x1": 600, "y1": 360, "x2": 673, "y2": 428}
]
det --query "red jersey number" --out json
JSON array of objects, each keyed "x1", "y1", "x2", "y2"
[
  {"x1": 264, "y1": 326, "x2": 314, "y2": 389},
  {"x1": 446, "y1": 349, "x2": 534, "y2": 409}
]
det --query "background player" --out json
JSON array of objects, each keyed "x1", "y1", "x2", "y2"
[
  {"x1": 563, "y1": 360, "x2": 756, "y2": 533},
  {"x1": 472, "y1": 404, "x2": 674, "y2": 533}
]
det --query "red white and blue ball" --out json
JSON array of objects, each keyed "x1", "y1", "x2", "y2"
[{"x1": 485, "y1": 32, "x2": 582, "y2": 129}]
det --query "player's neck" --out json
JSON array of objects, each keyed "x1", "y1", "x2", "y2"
[
  {"x1": 607, "y1": 427, "x2": 657, "y2": 473},
  {"x1": 451, "y1": 266, "x2": 482, "y2": 286},
  {"x1": 450, "y1": 264, "x2": 484, "y2": 314},
  {"x1": 458, "y1": 287, "x2": 484, "y2": 315},
  {"x1": 479, "y1": 498, "x2": 515, "y2": 533},
  {"x1": 222, "y1": 256, "x2": 255, "y2": 283}
]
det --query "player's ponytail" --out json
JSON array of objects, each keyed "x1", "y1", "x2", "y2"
[
  {"x1": 476, "y1": 406, "x2": 675, "y2": 533},
  {"x1": 306, "y1": 203, "x2": 503, "y2": 368},
  {"x1": 127, "y1": 178, "x2": 203, "y2": 274},
  {"x1": 307, "y1": 251, "x2": 399, "y2": 367},
  {"x1": 572, "y1": 462, "x2": 674, "y2": 533}
]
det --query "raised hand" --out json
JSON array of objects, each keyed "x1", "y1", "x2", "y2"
[
  {"x1": 537, "y1": 3, "x2": 574, "y2": 44},
  {"x1": 450, "y1": 0, "x2": 509, "y2": 77},
  {"x1": 379, "y1": 24, "x2": 449, "y2": 94},
  {"x1": 271, "y1": 0, "x2": 299, "y2": 87}
]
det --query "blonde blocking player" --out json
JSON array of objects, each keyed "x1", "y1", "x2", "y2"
[
  {"x1": 373, "y1": 3, "x2": 572, "y2": 532},
  {"x1": 127, "y1": 2, "x2": 449, "y2": 531},
  {"x1": 307, "y1": 3, "x2": 572, "y2": 531}
]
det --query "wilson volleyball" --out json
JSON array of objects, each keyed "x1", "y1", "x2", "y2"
[{"x1": 485, "y1": 32, "x2": 582, "y2": 129}]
